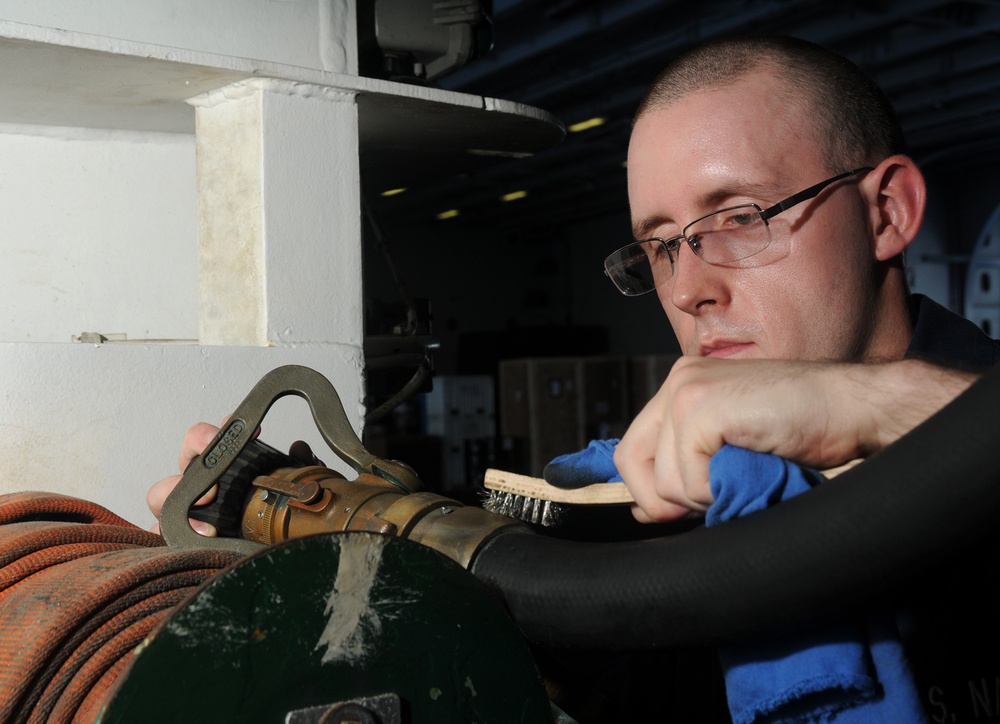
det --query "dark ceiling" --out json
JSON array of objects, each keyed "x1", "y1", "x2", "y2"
[{"x1": 365, "y1": 0, "x2": 1000, "y2": 235}]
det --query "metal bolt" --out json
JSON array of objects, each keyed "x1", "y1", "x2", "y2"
[
  {"x1": 257, "y1": 510, "x2": 264, "y2": 519},
  {"x1": 260, "y1": 490, "x2": 271, "y2": 502}
]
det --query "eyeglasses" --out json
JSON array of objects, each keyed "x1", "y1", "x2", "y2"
[{"x1": 603, "y1": 167, "x2": 874, "y2": 296}]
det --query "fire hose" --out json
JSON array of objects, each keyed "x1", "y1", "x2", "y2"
[{"x1": 0, "y1": 492, "x2": 242, "y2": 723}]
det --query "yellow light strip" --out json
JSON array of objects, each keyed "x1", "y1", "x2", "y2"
[
  {"x1": 568, "y1": 117, "x2": 606, "y2": 133},
  {"x1": 380, "y1": 187, "x2": 407, "y2": 197},
  {"x1": 501, "y1": 190, "x2": 528, "y2": 202},
  {"x1": 436, "y1": 209, "x2": 460, "y2": 220}
]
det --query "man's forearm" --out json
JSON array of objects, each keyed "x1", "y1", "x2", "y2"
[{"x1": 861, "y1": 358, "x2": 979, "y2": 453}]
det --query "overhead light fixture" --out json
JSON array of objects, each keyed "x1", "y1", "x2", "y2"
[
  {"x1": 436, "y1": 209, "x2": 460, "y2": 220},
  {"x1": 501, "y1": 190, "x2": 528, "y2": 202},
  {"x1": 568, "y1": 117, "x2": 606, "y2": 133},
  {"x1": 467, "y1": 149, "x2": 534, "y2": 159},
  {"x1": 381, "y1": 187, "x2": 407, "y2": 197}
]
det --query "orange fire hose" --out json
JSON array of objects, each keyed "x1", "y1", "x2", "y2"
[{"x1": 0, "y1": 492, "x2": 242, "y2": 724}]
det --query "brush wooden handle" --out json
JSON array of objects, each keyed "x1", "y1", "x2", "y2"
[
  {"x1": 483, "y1": 458, "x2": 863, "y2": 506},
  {"x1": 484, "y1": 469, "x2": 634, "y2": 505}
]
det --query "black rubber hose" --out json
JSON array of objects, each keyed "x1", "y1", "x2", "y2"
[{"x1": 470, "y1": 361, "x2": 1000, "y2": 651}]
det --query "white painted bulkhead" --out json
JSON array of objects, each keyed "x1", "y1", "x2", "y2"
[{"x1": 0, "y1": 1, "x2": 560, "y2": 527}]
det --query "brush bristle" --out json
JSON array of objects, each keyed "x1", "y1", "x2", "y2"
[{"x1": 481, "y1": 490, "x2": 564, "y2": 527}]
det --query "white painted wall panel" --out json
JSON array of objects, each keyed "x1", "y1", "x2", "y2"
[{"x1": 0, "y1": 124, "x2": 198, "y2": 343}]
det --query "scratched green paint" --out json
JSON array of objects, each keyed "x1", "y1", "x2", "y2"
[{"x1": 97, "y1": 532, "x2": 550, "y2": 723}]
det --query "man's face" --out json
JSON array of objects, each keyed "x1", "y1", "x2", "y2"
[{"x1": 627, "y1": 71, "x2": 881, "y2": 362}]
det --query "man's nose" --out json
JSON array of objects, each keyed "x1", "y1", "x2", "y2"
[{"x1": 665, "y1": 242, "x2": 730, "y2": 315}]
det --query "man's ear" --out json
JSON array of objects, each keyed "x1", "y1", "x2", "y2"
[{"x1": 866, "y1": 155, "x2": 927, "y2": 262}]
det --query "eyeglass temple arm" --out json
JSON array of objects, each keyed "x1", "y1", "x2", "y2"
[{"x1": 760, "y1": 167, "x2": 875, "y2": 222}]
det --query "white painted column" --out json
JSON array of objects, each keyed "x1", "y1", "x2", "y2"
[{"x1": 192, "y1": 79, "x2": 362, "y2": 348}]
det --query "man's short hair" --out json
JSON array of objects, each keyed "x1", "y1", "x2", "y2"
[{"x1": 634, "y1": 34, "x2": 907, "y2": 172}]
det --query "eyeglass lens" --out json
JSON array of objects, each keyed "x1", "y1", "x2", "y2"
[
  {"x1": 606, "y1": 167, "x2": 873, "y2": 297},
  {"x1": 605, "y1": 205, "x2": 770, "y2": 295}
]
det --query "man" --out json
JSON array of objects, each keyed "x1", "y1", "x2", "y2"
[
  {"x1": 608, "y1": 35, "x2": 991, "y2": 523},
  {"x1": 601, "y1": 34, "x2": 999, "y2": 721}
]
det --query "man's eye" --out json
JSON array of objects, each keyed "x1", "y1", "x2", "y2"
[{"x1": 722, "y1": 211, "x2": 759, "y2": 227}]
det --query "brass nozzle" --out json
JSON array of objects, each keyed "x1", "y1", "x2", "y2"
[{"x1": 241, "y1": 466, "x2": 523, "y2": 568}]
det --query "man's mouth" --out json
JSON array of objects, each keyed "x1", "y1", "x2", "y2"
[{"x1": 700, "y1": 340, "x2": 756, "y2": 358}]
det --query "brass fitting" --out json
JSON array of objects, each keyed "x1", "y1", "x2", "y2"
[{"x1": 241, "y1": 466, "x2": 523, "y2": 569}]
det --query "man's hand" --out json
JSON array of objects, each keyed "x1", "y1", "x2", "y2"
[
  {"x1": 614, "y1": 356, "x2": 977, "y2": 523},
  {"x1": 146, "y1": 421, "x2": 321, "y2": 536},
  {"x1": 147, "y1": 422, "x2": 222, "y2": 536}
]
